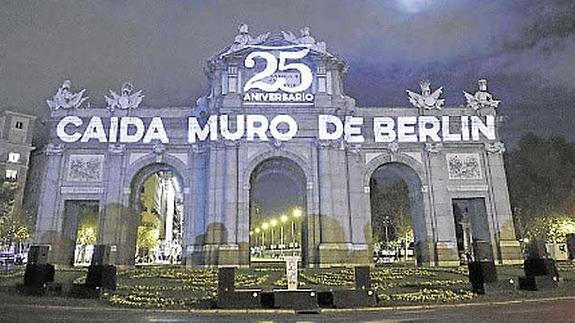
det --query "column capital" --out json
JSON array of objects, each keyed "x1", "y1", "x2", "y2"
[{"x1": 44, "y1": 143, "x2": 65, "y2": 156}]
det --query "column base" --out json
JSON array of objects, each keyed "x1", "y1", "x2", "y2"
[
  {"x1": 186, "y1": 244, "x2": 248, "y2": 267},
  {"x1": 317, "y1": 243, "x2": 371, "y2": 268},
  {"x1": 434, "y1": 241, "x2": 460, "y2": 267},
  {"x1": 498, "y1": 240, "x2": 523, "y2": 265}
]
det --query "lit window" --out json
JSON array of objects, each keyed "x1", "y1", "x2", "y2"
[
  {"x1": 8, "y1": 152, "x2": 20, "y2": 163},
  {"x1": 15, "y1": 121, "x2": 24, "y2": 129},
  {"x1": 6, "y1": 169, "x2": 17, "y2": 179}
]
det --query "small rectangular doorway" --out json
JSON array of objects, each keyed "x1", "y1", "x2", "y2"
[
  {"x1": 63, "y1": 200, "x2": 100, "y2": 266},
  {"x1": 452, "y1": 198, "x2": 493, "y2": 263}
]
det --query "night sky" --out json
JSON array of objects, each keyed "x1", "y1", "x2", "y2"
[{"x1": 1, "y1": 0, "x2": 574, "y2": 145}]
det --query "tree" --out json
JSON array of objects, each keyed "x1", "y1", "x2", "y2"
[
  {"x1": 0, "y1": 180, "x2": 17, "y2": 217},
  {"x1": 0, "y1": 210, "x2": 31, "y2": 248},
  {"x1": 0, "y1": 180, "x2": 31, "y2": 251},
  {"x1": 505, "y1": 133, "x2": 575, "y2": 240},
  {"x1": 526, "y1": 213, "x2": 575, "y2": 243}
]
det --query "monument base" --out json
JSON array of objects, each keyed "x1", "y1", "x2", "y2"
[
  {"x1": 273, "y1": 289, "x2": 318, "y2": 311},
  {"x1": 318, "y1": 290, "x2": 377, "y2": 308},
  {"x1": 217, "y1": 289, "x2": 262, "y2": 308}
]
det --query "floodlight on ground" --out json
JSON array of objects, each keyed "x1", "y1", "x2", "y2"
[
  {"x1": 262, "y1": 222, "x2": 269, "y2": 230},
  {"x1": 255, "y1": 227, "x2": 261, "y2": 234},
  {"x1": 281, "y1": 214, "x2": 288, "y2": 223},
  {"x1": 270, "y1": 219, "x2": 278, "y2": 227}
]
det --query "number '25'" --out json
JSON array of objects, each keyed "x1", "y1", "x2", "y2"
[{"x1": 243, "y1": 48, "x2": 313, "y2": 93}]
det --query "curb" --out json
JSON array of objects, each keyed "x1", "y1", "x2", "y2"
[
  {"x1": 320, "y1": 295, "x2": 575, "y2": 313},
  {"x1": 2, "y1": 295, "x2": 575, "y2": 315}
]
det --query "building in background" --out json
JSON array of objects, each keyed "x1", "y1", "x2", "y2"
[{"x1": 0, "y1": 110, "x2": 36, "y2": 209}]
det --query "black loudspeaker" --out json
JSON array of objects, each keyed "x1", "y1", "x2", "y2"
[
  {"x1": 567, "y1": 233, "x2": 575, "y2": 261},
  {"x1": 517, "y1": 275, "x2": 558, "y2": 291},
  {"x1": 517, "y1": 276, "x2": 536, "y2": 291},
  {"x1": 261, "y1": 292, "x2": 275, "y2": 308},
  {"x1": 472, "y1": 241, "x2": 494, "y2": 261},
  {"x1": 85, "y1": 265, "x2": 117, "y2": 290},
  {"x1": 217, "y1": 289, "x2": 262, "y2": 309},
  {"x1": 524, "y1": 258, "x2": 559, "y2": 278},
  {"x1": 317, "y1": 291, "x2": 334, "y2": 307},
  {"x1": 23, "y1": 264, "x2": 55, "y2": 287},
  {"x1": 467, "y1": 262, "x2": 485, "y2": 294},
  {"x1": 273, "y1": 289, "x2": 318, "y2": 311},
  {"x1": 28, "y1": 245, "x2": 49, "y2": 265},
  {"x1": 91, "y1": 245, "x2": 111, "y2": 266},
  {"x1": 525, "y1": 239, "x2": 548, "y2": 259},
  {"x1": 218, "y1": 267, "x2": 235, "y2": 294},
  {"x1": 355, "y1": 266, "x2": 371, "y2": 290},
  {"x1": 469, "y1": 261, "x2": 497, "y2": 284}
]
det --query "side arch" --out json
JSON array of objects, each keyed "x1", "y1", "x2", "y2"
[
  {"x1": 124, "y1": 153, "x2": 190, "y2": 191},
  {"x1": 363, "y1": 152, "x2": 427, "y2": 189},
  {"x1": 116, "y1": 154, "x2": 189, "y2": 266},
  {"x1": 363, "y1": 153, "x2": 433, "y2": 266}
]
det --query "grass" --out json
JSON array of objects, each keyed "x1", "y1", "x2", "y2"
[{"x1": 0, "y1": 262, "x2": 574, "y2": 310}]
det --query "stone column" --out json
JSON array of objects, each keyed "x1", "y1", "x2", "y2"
[
  {"x1": 218, "y1": 140, "x2": 241, "y2": 266},
  {"x1": 316, "y1": 140, "x2": 353, "y2": 267},
  {"x1": 484, "y1": 142, "x2": 522, "y2": 264},
  {"x1": 425, "y1": 146, "x2": 459, "y2": 266},
  {"x1": 34, "y1": 143, "x2": 66, "y2": 264},
  {"x1": 100, "y1": 144, "x2": 128, "y2": 265},
  {"x1": 185, "y1": 144, "x2": 208, "y2": 266},
  {"x1": 346, "y1": 145, "x2": 371, "y2": 265},
  {"x1": 203, "y1": 143, "x2": 225, "y2": 265}
]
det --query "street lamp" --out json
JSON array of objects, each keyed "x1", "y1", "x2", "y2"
[
  {"x1": 280, "y1": 214, "x2": 288, "y2": 249},
  {"x1": 292, "y1": 208, "x2": 303, "y2": 255},
  {"x1": 255, "y1": 227, "x2": 261, "y2": 247},
  {"x1": 270, "y1": 219, "x2": 278, "y2": 248},
  {"x1": 262, "y1": 222, "x2": 269, "y2": 250},
  {"x1": 383, "y1": 215, "x2": 390, "y2": 250}
]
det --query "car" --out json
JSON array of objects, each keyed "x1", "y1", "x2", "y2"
[
  {"x1": 373, "y1": 249, "x2": 397, "y2": 264},
  {"x1": 0, "y1": 252, "x2": 15, "y2": 266},
  {"x1": 14, "y1": 252, "x2": 27, "y2": 265}
]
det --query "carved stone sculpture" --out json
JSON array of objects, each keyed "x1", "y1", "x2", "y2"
[
  {"x1": 484, "y1": 141, "x2": 505, "y2": 154},
  {"x1": 464, "y1": 79, "x2": 500, "y2": 111},
  {"x1": 222, "y1": 24, "x2": 270, "y2": 57},
  {"x1": 105, "y1": 82, "x2": 144, "y2": 112},
  {"x1": 46, "y1": 80, "x2": 89, "y2": 110},
  {"x1": 406, "y1": 80, "x2": 445, "y2": 110},
  {"x1": 282, "y1": 26, "x2": 329, "y2": 54}
]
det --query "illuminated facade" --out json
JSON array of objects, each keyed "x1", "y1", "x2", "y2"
[{"x1": 33, "y1": 27, "x2": 522, "y2": 267}]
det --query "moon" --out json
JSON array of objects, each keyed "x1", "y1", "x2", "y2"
[{"x1": 396, "y1": 0, "x2": 438, "y2": 14}]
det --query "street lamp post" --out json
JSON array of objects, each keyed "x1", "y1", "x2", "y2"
[
  {"x1": 383, "y1": 215, "x2": 390, "y2": 250},
  {"x1": 280, "y1": 214, "x2": 288, "y2": 255},
  {"x1": 262, "y1": 222, "x2": 269, "y2": 255},
  {"x1": 255, "y1": 227, "x2": 261, "y2": 247},
  {"x1": 292, "y1": 208, "x2": 302, "y2": 256},
  {"x1": 270, "y1": 219, "x2": 278, "y2": 250}
]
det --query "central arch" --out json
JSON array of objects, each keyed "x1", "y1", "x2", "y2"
[{"x1": 245, "y1": 155, "x2": 309, "y2": 265}]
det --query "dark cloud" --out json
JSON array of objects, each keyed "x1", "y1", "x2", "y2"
[{"x1": 1, "y1": 0, "x2": 574, "y2": 144}]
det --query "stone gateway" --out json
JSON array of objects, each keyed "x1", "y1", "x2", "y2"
[{"x1": 33, "y1": 26, "x2": 522, "y2": 267}]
